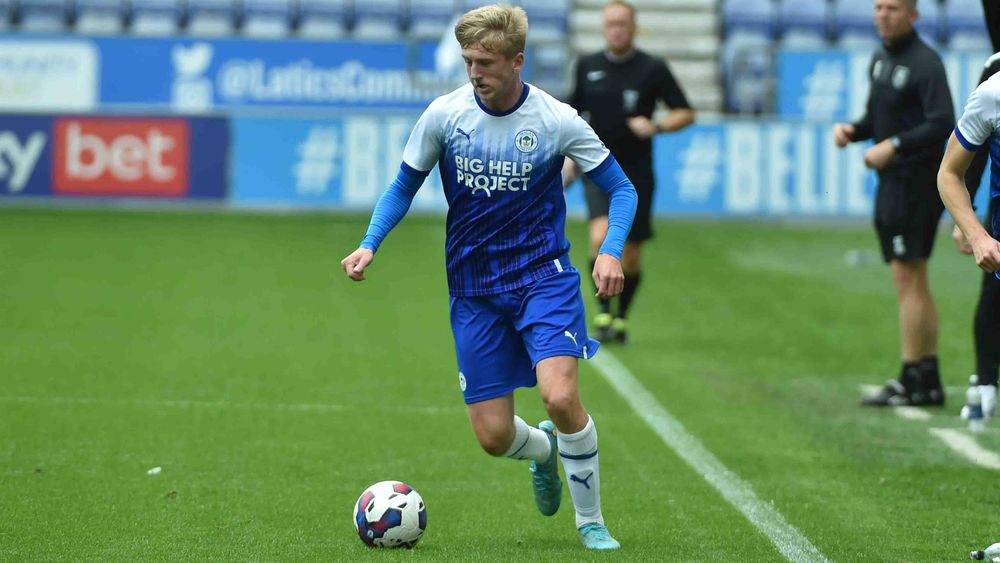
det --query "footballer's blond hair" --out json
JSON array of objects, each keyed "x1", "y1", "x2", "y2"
[{"x1": 454, "y1": 4, "x2": 528, "y2": 59}]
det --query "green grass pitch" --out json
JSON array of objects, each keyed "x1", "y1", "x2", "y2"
[{"x1": 1, "y1": 207, "x2": 998, "y2": 561}]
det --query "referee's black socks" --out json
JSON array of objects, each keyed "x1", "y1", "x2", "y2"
[
  {"x1": 918, "y1": 356, "x2": 942, "y2": 389},
  {"x1": 618, "y1": 271, "x2": 642, "y2": 320}
]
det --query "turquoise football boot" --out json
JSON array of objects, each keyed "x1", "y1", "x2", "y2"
[
  {"x1": 529, "y1": 420, "x2": 561, "y2": 516},
  {"x1": 578, "y1": 523, "x2": 621, "y2": 550}
]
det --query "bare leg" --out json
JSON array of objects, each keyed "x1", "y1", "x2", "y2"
[{"x1": 890, "y1": 259, "x2": 938, "y2": 361}]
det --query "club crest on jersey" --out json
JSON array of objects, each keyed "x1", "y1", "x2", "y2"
[
  {"x1": 623, "y1": 89, "x2": 639, "y2": 114},
  {"x1": 514, "y1": 129, "x2": 539, "y2": 153},
  {"x1": 891, "y1": 66, "x2": 910, "y2": 90}
]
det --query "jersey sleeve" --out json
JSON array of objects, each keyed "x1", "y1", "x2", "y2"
[
  {"x1": 558, "y1": 103, "x2": 611, "y2": 172},
  {"x1": 401, "y1": 100, "x2": 446, "y2": 172},
  {"x1": 956, "y1": 81, "x2": 998, "y2": 151},
  {"x1": 656, "y1": 60, "x2": 692, "y2": 110}
]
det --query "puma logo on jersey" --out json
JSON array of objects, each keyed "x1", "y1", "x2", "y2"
[
  {"x1": 586, "y1": 70, "x2": 606, "y2": 81},
  {"x1": 455, "y1": 127, "x2": 474, "y2": 141}
]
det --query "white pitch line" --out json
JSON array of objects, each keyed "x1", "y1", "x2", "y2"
[
  {"x1": 929, "y1": 428, "x2": 1000, "y2": 470},
  {"x1": 857, "y1": 385, "x2": 932, "y2": 421},
  {"x1": 856, "y1": 385, "x2": 1000, "y2": 470},
  {"x1": 590, "y1": 350, "x2": 829, "y2": 563}
]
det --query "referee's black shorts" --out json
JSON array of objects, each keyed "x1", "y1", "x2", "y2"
[
  {"x1": 873, "y1": 163, "x2": 945, "y2": 263},
  {"x1": 583, "y1": 160, "x2": 654, "y2": 242}
]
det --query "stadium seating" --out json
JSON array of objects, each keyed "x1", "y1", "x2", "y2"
[
  {"x1": 408, "y1": 0, "x2": 458, "y2": 39},
  {"x1": 914, "y1": 0, "x2": 941, "y2": 43},
  {"x1": 831, "y1": 0, "x2": 875, "y2": 37},
  {"x1": 186, "y1": 0, "x2": 237, "y2": 36},
  {"x1": 779, "y1": 0, "x2": 829, "y2": 49},
  {"x1": 945, "y1": 0, "x2": 991, "y2": 50},
  {"x1": 129, "y1": 0, "x2": 181, "y2": 35},
  {"x1": 352, "y1": 0, "x2": 403, "y2": 40},
  {"x1": 241, "y1": 0, "x2": 292, "y2": 38},
  {"x1": 17, "y1": 0, "x2": 70, "y2": 32},
  {"x1": 835, "y1": 28, "x2": 880, "y2": 50},
  {"x1": 521, "y1": 0, "x2": 569, "y2": 42},
  {"x1": 0, "y1": 0, "x2": 11, "y2": 30},
  {"x1": 721, "y1": 0, "x2": 776, "y2": 39},
  {"x1": 74, "y1": 0, "x2": 124, "y2": 34},
  {"x1": 297, "y1": 0, "x2": 348, "y2": 39}
]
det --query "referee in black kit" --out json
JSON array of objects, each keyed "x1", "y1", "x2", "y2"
[
  {"x1": 562, "y1": 0, "x2": 694, "y2": 344},
  {"x1": 833, "y1": 0, "x2": 954, "y2": 407}
]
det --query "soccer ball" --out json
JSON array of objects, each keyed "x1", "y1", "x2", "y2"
[{"x1": 353, "y1": 480, "x2": 427, "y2": 548}]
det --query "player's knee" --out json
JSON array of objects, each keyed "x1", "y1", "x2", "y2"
[
  {"x1": 541, "y1": 388, "x2": 581, "y2": 420},
  {"x1": 474, "y1": 427, "x2": 514, "y2": 457}
]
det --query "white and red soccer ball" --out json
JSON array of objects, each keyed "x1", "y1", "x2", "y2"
[{"x1": 353, "y1": 481, "x2": 427, "y2": 548}]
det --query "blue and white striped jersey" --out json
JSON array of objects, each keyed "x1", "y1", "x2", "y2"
[{"x1": 402, "y1": 82, "x2": 611, "y2": 296}]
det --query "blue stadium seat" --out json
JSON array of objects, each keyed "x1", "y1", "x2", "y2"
[
  {"x1": 186, "y1": 0, "x2": 236, "y2": 35},
  {"x1": 297, "y1": 0, "x2": 348, "y2": 38},
  {"x1": 914, "y1": 0, "x2": 941, "y2": 43},
  {"x1": 461, "y1": 0, "x2": 495, "y2": 10},
  {"x1": 241, "y1": 0, "x2": 291, "y2": 37},
  {"x1": 721, "y1": 0, "x2": 776, "y2": 39},
  {"x1": 531, "y1": 41, "x2": 569, "y2": 84},
  {"x1": 74, "y1": 0, "x2": 124, "y2": 34},
  {"x1": 129, "y1": 0, "x2": 180, "y2": 35},
  {"x1": 352, "y1": 0, "x2": 403, "y2": 40},
  {"x1": 0, "y1": 0, "x2": 12, "y2": 30},
  {"x1": 832, "y1": 0, "x2": 875, "y2": 36},
  {"x1": 944, "y1": 0, "x2": 989, "y2": 48},
  {"x1": 408, "y1": 0, "x2": 456, "y2": 39},
  {"x1": 778, "y1": 0, "x2": 828, "y2": 42},
  {"x1": 835, "y1": 28, "x2": 880, "y2": 50},
  {"x1": 17, "y1": 0, "x2": 70, "y2": 32},
  {"x1": 521, "y1": 0, "x2": 569, "y2": 42}
]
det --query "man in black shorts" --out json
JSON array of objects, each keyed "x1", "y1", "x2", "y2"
[
  {"x1": 834, "y1": 0, "x2": 954, "y2": 406},
  {"x1": 562, "y1": 0, "x2": 694, "y2": 343}
]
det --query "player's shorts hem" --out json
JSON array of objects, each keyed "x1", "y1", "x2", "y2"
[
  {"x1": 463, "y1": 383, "x2": 536, "y2": 405},
  {"x1": 531, "y1": 342, "x2": 602, "y2": 368}
]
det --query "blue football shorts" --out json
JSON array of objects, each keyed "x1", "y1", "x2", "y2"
[{"x1": 449, "y1": 266, "x2": 601, "y2": 404}]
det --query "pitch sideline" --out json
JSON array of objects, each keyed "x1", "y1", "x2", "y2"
[{"x1": 591, "y1": 350, "x2": 829, "y2": 563}]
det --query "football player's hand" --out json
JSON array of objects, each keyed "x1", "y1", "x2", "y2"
[
  {"x1": 953, "y1": 224, "x2": 973, "y2": 255},
  {"x1": 833, "y1": 123, "x2": 854, "y2": 147},
  {"x1": 627, "y1": 116, "x2": 657, "y2": 140},
  {"x1": 341, "y1": 248, "x2": 374, "y2": 281},
  {"x1": 592, "y1": 253, "x2": 624, "y2": 298},
  {"x1": 970, "y1": 233, "x2": 1000, "y2": 273}
]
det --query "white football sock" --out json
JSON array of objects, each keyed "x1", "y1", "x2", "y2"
[
  {"x1": 505, "y1": 416, "x2": 552, "y2": 463},
  {"x1": 557, "y1": 415, "x2": 604, "y2": 528},
  {"x1": 981, "y1": 385, "x2": 997, "y2": 418}
]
